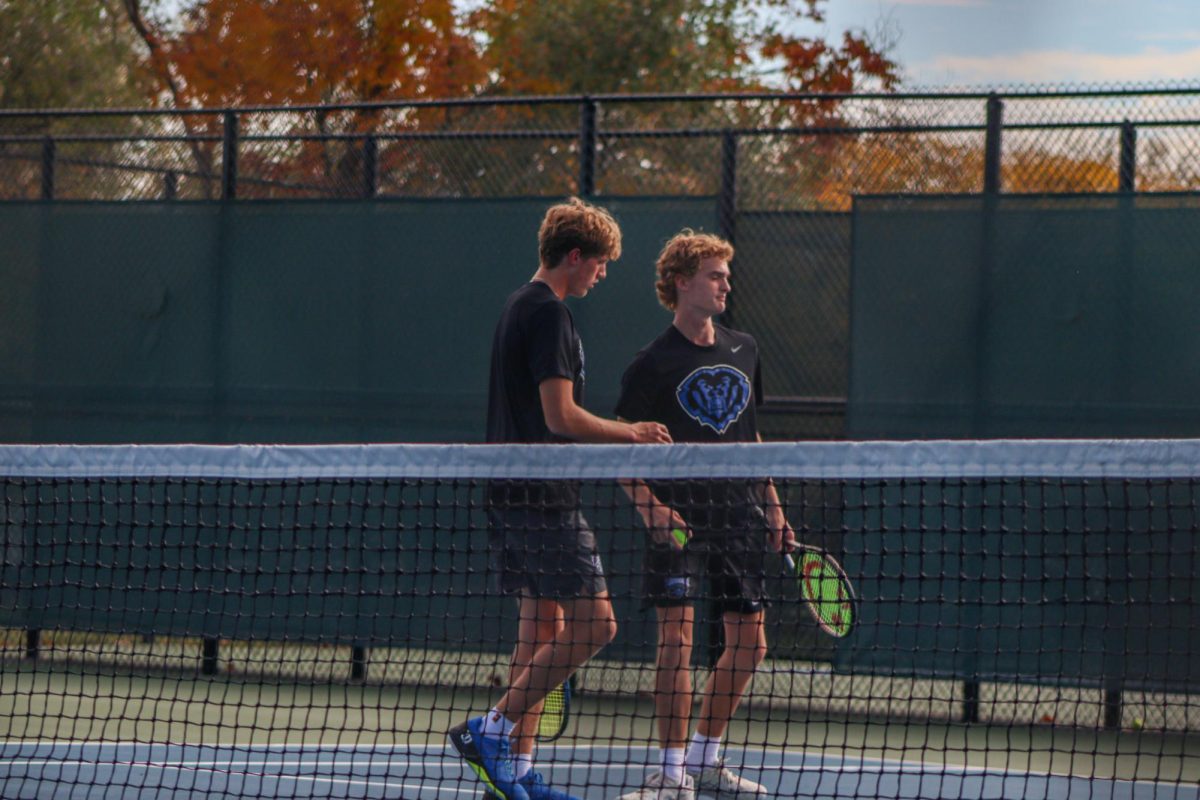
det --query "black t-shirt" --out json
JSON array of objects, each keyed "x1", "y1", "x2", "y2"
[
  {"x1": 615, "y1": 323, "x2": 764, "y2": 533},
  {"x1": 486, "y1": 281, "x2": 585, "y2": 508}
]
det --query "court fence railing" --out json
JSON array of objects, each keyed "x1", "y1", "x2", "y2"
[{"x1": 3, "y1": 86, "x2": 1199, "y2": 435}]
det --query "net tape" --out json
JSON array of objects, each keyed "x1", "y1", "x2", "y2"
[{"x1": 5, "y1": 439, "x2": 1200, "y2": 479}]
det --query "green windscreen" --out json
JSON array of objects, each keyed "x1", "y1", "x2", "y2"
[
  {"x1": 0, "y1": 198, "x2": 716, "y2": 443},
  {"x1": 848, "y1": 194, "x2": 1200, "y2": 438}
]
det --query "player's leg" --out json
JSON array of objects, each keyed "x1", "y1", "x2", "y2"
[
  {"x1": 655, "y1": 604, "x2": 695, "y2": 766},
  {"x1": 686, "y1": 539, "x2": 768, "y2": 799},
  {"x1": 480, "y1": 509, "x2": 612, "y2": 800},
  {"x1": 481, "y1": 596, "x2": 566, "y2": 800},
  {"x1": 449, "y1": 508, "x2": 546, "y2": 800},
  {"x1": 511, "y1": 596, "x2": 564, "y2": 778},
  {"x1": 495, "y1": 590, "x2": 616, "y2": 721},
  {"x1": 618, "y1": 546, "x2": 697, "y2": 800},
  {"x1": 693, "y1": 608, "x2": 766, "y2": 740}
]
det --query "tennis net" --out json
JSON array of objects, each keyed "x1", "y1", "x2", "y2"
[{"x1": 1, "y1": 441, "x2": 1198, "y2": 799}]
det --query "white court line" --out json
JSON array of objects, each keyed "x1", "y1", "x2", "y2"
[
  {"x1": 0, "y1": 759, "x2": 479, "y2": 795},
  {"x1": 2, "y1": 756, "x2": 1191, "y2": 791},
  {"x1": 0, "y1": 740, "x2": 452, "y2": 751},
  {"x1": 2, "y1": 742, "x2": 1189, "y2": 791}
]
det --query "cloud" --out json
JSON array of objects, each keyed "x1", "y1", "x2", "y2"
[
  {"x1": 1137, "y1": 31, "x2": 1200, "y2": 43},
  {"x1": 920, "y1": 46, "x2": 1200, "y2": 83}
]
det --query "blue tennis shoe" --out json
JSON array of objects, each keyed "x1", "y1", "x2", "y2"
[
  {"x1": 448, "y1": 717, "x2": 530, "y2": 800},
  {"x1": 484, "y1": 769, "x2": 580, "y2": 800}
]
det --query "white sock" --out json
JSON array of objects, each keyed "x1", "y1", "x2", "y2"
[
  {"x1": 514, "y1": 753, "x2": 533, "y2": 779},
  {"x1": 480, "y1": 708, "x2": 516, "y2": 740},
  {"x1": 660, "y1": 748, "x2": 685, "y2": 783},
  {"x1": 684, "y1": 732, "x2": 721, "y2": 771}
]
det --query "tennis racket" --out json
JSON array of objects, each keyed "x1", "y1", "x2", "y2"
[
  {"x1": 535, "y1": 678, "x2": 570, "y2": 742},
  {"x1": 784, "y1": 544, "x2": 858, "y2": 638}
]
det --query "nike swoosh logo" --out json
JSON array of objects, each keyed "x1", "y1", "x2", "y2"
[{"x1": 731, "y1": 345, "x2": 743, "y2": 352}]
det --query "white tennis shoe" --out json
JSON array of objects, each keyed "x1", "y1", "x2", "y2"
[
  {"x1": 616, "y1": 771, "x2": 696, "y2": 800},
  {"x1": 687, "y1": 760, "x2": 766, "y2": 799}
]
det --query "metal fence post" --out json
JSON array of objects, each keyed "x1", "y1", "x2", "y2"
[
  {"x1": 963, "y1": 93, "x2": 1004, "y2": 722},
  {"x1": 1104, "y1": 684, "x2": 1124, "y2": 730},
  {"x1": 25, "y1": 629, "x2": 40, "y2": 661},
  {"x1": 351, "y1": 644, "x2": 369, "y2": 681},
  {"x1": 222, "y1": 111, "x2": 238, "y2": 200},
  {"x1": 202, "y1": 637, "x2": 220, "y2": 675},
  {"x1": 163, "y1": 171, "x2": 178, "y2": 200},
  {"x1": 41, "y1": 136, "x2": 56, "y2": 200},
  {"x1": 718, "y1": 130, "x2": 738, "y2": 328},
  {"x1": 579, "y1": 98, "x2": 596, "y2": 196},
  {"x1": 363, "y1": 135, "x2": 378, "y2": 199},
  {"x1": 983, "y1": 94, "x2": 1003, "y2": 194},
  {"x1": 1119, "y1": 120, "x2": 1137, "y2": 193}
]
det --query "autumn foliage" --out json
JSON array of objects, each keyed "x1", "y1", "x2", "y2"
[
  {"x1": 145, "y1": 0, "x2": 484, "y2": 108},
  {"x1": 106, "y1": 0, "x2": 1150, "y2": 206}
]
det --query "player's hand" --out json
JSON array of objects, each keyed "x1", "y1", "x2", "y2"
[
  {"x1": 646, "y1": 504, "x2": 691, "y2": 550},
  {"x1": 767, "y1": 508, "x2": 796, "y2": 554},
  {"x1": 629, "y1": 421, "x2": 672, "y2": 444}
]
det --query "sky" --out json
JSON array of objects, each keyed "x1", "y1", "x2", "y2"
[
  {"x1": 154, "y1": 0, "x2": 1200, "y2": 89},
  {"x1": 792, "y1": 0, "x2": 1200, "y2": 87}
]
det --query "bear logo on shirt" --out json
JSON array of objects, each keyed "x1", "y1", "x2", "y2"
[{"x1": 676, "y1": 365, "x2": 751, "y2": 434}]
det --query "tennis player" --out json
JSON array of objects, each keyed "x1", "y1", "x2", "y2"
[
  {"x1": 449, "y1": 197, "x2": 672, "y2": 800},
  {"x1": 614, "y1": 231, "x2": 794, "y2": 800}
]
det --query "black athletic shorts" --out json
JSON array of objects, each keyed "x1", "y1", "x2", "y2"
[
  {"x1": 642, "y1": 505, "x2": 769, "y2": 615},
  {"x1": 487, "y1": 507, "x2": 608, "y2": 600}
]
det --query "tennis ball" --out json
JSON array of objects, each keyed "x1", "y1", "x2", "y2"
[
  {"x1": 671, "y1": 528, "x2": 687, "y2": 548},
  {"x1": 1132, "y1": 718, "x2": 1145, "y2": 730}
]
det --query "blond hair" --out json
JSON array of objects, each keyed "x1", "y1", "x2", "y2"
[
  {"x1": 538, "y1": 197, "x2": 622, "y2": 268},
  {"x1": 654, "y1": 230, "x2": 734, "y2": 310}
]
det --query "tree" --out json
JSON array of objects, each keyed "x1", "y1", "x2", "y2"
[
  {"x1": 113, "y1": 0, "x2": 902, "y2": 198},
  {"x1": 0, "y1": 0, "x2": 155, "y2": 198},
  {"x1": 125, "y1": 0, "x2": 484, "y2": 108},
  {"x1": 122, "y1": 0, "x2": 488, "y2": 197},
  {"x1": 473, "y1": 0, "x2": 899, "y2": 96},
  {"x1": 0, "y1": 0, "x2": 150, "y2": 114},
  {"x1": 464, "y1": 0, "x2": 900, "y2": 197}
]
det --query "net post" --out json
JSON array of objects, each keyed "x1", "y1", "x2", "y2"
[
  {"x1": 962, "y1": 679, "x2": 981, "y2": 723},
  {"x1": 201, "y1": 637, "x2": 220, "y2": 676},
  {"x1": 24, "y1": 628, "x2": 40, "y2": 661},
  {"x1": 351, "y1": 644, "x2": 369, "y2": 682}
]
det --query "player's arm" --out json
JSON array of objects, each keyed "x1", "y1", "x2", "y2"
[
  {"x1": 540, "y1": 378, "x2": 671, "y2": 444},
  {"x1": 756, "y1": 433, "x2": 796, "y2": 554},
  {"x1": 613, "y1": 417, "x2": 690, "y2": 548}
]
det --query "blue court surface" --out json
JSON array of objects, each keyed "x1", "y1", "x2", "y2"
[{"x1": 0, "y1": 742, "x2": 1194, "y2": 800}]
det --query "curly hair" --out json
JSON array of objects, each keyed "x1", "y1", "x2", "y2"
[
  {"x1": 654, "y1": 230, "x2": 734, "y2": 311},
  {"x1": 538, "y1": 197, "x2": 622, "y2": 268}
]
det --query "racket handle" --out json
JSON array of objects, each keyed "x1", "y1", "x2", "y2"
[{"x1": 783, "y1": 553, "x2": 796, "y2": 572}]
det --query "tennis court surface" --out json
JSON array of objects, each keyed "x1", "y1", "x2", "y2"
[
  {"x1": 2, "y1": 441, "x2": 1198, "y2": 798},
  {"x1": 2, "y1": 741, "x2": 1194, "y2": 799}
]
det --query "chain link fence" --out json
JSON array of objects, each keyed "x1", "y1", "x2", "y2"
[{"x1": 3, "y1": 87, "x2": 1199, "y2": 437}]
